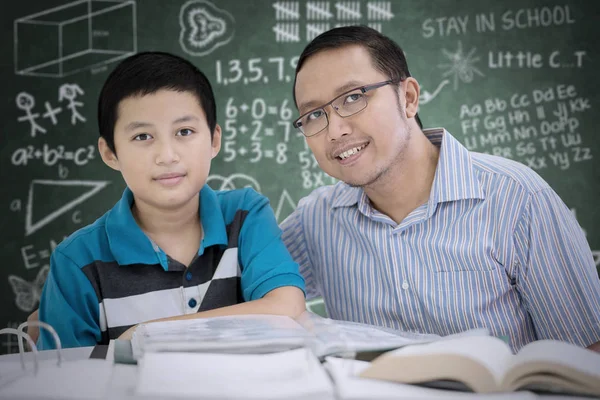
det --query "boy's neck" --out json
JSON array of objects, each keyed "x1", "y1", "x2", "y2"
[{"x1": 132, "y1": 194, "x2": 202, "y2": 242}]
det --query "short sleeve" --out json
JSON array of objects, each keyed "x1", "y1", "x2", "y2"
[
  {"x1": 38, "y1": 249, "x2": 102, "y2": 349},
  {"x1": 237, "y1": 189, "x2": 305, "y2": 301}
]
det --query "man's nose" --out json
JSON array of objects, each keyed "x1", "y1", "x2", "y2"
[{"x1": 325, "y1": 106, "x2": 352, "y2": 141}]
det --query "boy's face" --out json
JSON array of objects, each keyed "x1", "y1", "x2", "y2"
[{"x1": 99, "y1": 89, "x2": 221, "y2": 212}]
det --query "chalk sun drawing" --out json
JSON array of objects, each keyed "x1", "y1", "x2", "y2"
[
  {"x1": 179, "y1": 0, "x2": 235, "y2": 56},
  {"x1": 438, "y1": 41, "x2": 484, "y2": 90}
]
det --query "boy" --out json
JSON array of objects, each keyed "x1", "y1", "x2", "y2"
[{"x1": 36, "y1": 52, "x2": 306, "y2": 349}]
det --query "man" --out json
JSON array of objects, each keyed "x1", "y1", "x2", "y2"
[{"x1": 281, "y1": 26, "x2": 600, "y2": 353}]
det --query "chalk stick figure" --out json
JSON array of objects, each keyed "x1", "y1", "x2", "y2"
[
  {"x1": 59, "y1": 83, "x2": 86, "y2": 125},
  {"x1": 16, "y1": 92, "x2": 46, "y2": 137}
]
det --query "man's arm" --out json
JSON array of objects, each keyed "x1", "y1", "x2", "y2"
[{"x1": 514, "y1": 188, "x2": 600, "y2": 349}]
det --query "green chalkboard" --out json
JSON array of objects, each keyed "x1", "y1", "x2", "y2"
[{"x1": 1, "y1": 0, "x2": 599, "y2": 354}]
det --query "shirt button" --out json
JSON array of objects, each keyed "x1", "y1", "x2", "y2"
[
  {"x1": 402, "y1": 280, "x2": 409, "y2": 290},
  {"x1": 185, "y1": 272, "x2": 192, "y2": 281},
  {"x1": 188, "y1": 298, "x2": 197, "y2": 308}
]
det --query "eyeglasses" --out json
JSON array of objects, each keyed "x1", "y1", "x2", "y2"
[{"x1": 293, "y1": 80, "x2": 395, "y2": 137}]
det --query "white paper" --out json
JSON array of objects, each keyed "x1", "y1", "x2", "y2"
[
  {"x1": 135, "y1": 348, "x2": 334, "y2": 399},
  {"x1": 0, "y1": 358, "x2": 113, "y2": 399}
]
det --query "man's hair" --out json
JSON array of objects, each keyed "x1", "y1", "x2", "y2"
[
  {"x1": 98, "y1": 51, "x2": 217, "y2": 154},
  {"x1": 293, "y1": 25, "x2": 423, "y2": 129}
]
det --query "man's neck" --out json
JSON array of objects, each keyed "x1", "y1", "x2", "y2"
[{"x1": 364, "y1": 131, "x2": 440, "y2": 225}]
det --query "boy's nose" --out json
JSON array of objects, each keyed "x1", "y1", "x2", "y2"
[{"x1": 155, "y1": 140, "x2": 180, "y2": 165}]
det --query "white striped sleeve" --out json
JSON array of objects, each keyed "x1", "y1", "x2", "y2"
[
  {"x1": 280, "y1": 207, "x2": 320, "y2": 299},
  {"x1": 514, "y1": 188, "x2": 600, "y2": 347}
]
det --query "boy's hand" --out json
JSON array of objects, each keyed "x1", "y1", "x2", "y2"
[
  {"x1": 26, "y1": 309, "x2": 40, "y2": 345},
  {"x1": 118, "y1": 324, "x2": 138, "y2": 340}
]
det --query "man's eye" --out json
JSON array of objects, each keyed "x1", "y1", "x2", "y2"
[
  {"x1": 177, "y1": 128, "x2": 194, "y2": 136},
  {"x1": 306, "y1": 110, "x2": 324, "y2": 122},
  {"x1": 133, "y1": 133, "x2": 152, "y2": 141},
  {"x1": 344, "y1": 93, "x2": 363, "y2": 104}
]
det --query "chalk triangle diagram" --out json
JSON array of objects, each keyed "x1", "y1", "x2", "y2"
[
  {"x1": 25, "y1": 179, "x2": 110, "y2": 236},
  {"x1": 275, "y1": 189, "x2": 297, "y2": 223},
  {"x1": 592, "y1": 251, "x2": 600, "y2": 267}
]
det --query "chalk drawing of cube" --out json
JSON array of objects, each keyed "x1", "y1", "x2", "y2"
[{"x1": 14, "y1": 0, "x2": 137, "y2": 77}]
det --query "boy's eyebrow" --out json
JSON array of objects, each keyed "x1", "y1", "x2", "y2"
[
  {"x1": 124, "y1": 121, "x2": 154, "y2": 132},
  {"x1": 172, "y1": 115, "x2": 200, "y2": 124},
  {"x1": 124, "y1": 115, "x2": 200, "y2": 132}
]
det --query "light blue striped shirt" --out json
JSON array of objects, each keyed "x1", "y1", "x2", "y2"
[{"x1": 281, "y1": 129, "x2": 600, "y2": 352}]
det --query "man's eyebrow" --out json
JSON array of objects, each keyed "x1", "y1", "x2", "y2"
[{"x1": 298, "y1": 80, "x2": 366, "y2": 112}]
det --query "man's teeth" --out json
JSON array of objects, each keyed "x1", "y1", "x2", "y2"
[{"x1": 339, "y1": 145, "x2": 366, "y2": 160}]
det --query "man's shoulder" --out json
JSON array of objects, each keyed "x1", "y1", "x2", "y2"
[
  {"x1": 54, "y1": 211, "x2": 113, "y2": 268},
  {"x1": 296, "y1": 181, "x2": 353, "y2": 209},
  {"x1": 470, "y1": 152, "x2": 551, "y2": 194}
]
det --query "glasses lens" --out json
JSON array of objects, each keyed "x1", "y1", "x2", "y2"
[
  {"x1": 333, "y1": 90, "x2": 367, "y2": 117},
  {"x1": 300, "y1": 110, "x2": 327, "y2": 137}
]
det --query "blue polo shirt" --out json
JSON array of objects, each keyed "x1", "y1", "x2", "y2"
[{"x1": 38, "y1": 185, "x2": 305, "y2": 349}]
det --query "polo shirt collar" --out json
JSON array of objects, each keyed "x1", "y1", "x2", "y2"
[{"x1": 105, "y1": 184, "x2": 228, "y2": 268}]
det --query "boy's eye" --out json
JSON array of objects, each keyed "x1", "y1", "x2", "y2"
[
  {"x1": 177, "y1": 128, "x2": 194, "y2": 136},
  {"x1": 133, "y1": 133, "x2": 152, "y2": 141}
]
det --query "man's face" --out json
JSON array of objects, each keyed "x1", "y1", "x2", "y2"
[
  {"x1": 101, "y1": 89, "x2": 221, "y2": 211},
  {"x1": 294, "y1": 45, "x2": 412, "y2": 187}
]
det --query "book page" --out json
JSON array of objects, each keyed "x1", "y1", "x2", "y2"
[
  {"x1": 325, "y1": 357, "x2": 538, "y2": 400},
  {"x1": 359, "y1": 335, "x2": 515, "y2": 392},
  {"x1": 135, "y1": 348, "x2": 335, "y2": 399},
  {"x1": 131, "y1": 314, "x2": 311, "y2": 359},
  {"x1": 504, "y1": 340, "x2": 600, "y2": 394},
  {"x1": 391, "y1": 336, "x2": 514, "y2": 381}
]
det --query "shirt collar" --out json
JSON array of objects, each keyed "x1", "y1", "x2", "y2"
[
  {"x1": 427, "y1": 128, "x2": 485, "y2": 204},
  {"x1": 331, "y1": 128, "x2": 485, "y2": 210},
  {"x1": 105, "y1": 184, "x2": 228, "y2": 268}
]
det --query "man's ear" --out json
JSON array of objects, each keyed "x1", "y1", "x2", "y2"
[
  {"x1": 211, "y1": 124, "x2": 222, "y2": 159},
  {"x1": 98, "y1": 137, "x2": 120, "y2": 171},
  {"x1": 403, "y1": 77, "x2": 420, "y2": 119}
]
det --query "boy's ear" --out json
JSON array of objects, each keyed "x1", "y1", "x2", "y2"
[
  {"x1": 211, "y1": 124, "x2": 222, "y2": 159},
  {"x1": 98, "y1": 137, "x2": 120, "y2": 171},
  {"x1": 402, "y1": 77, "x2": 420, "y2": 119}
]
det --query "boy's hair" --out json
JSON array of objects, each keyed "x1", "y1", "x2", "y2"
[
  {"x1": 98, "y1": 51, "x2": 217, "y2": 154},
  {"x1": 293, "y1": 25, "x2": 423, "y2": 129}
]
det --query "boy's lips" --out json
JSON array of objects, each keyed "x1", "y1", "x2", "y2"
[{"x1": 154, "y1": 172, "x2": 186, "y2": 186}]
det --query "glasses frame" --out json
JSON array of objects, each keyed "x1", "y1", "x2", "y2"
[{"x1": 293, "y1": 80, "x2": 396, "y2": 137}]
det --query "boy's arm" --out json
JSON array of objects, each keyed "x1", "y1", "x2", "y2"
[
  {"x1": 119, "y1": 189, "x2": 306, "y2": 339},
  {"x1": 119, "y1": 286, "x2": 305, "y2": 339},
  {"x1": 38, "y1": 249, "x2": 103, "y2": 349}
]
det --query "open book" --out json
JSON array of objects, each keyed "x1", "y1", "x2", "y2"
[
  {"x1": 129, "y1": 313, "x2": 445, "y2": 361},
  {"x1": 359, "y1": 335, "x2": 600, "y2": 397}
]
